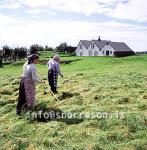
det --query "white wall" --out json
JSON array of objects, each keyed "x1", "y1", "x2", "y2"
[
  {"x1": 76, "y1": 42, "x2": 88, "y2": 56},
  {"x1": 76, "y1": 41, "x2": 115, "y2": 56},
  {"x1": 100, "y1": 44, "x2": 115, "y2": 56},
  {"x1": 76, "y1": 41, "x2": 100, "y2": 56},
  {"x1": 87, "y1": 41, "x2": 100, "y2": 56}
]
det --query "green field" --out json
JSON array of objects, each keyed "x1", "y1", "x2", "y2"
[{"x1": 0, "y1": 52, "x2": 147, "y2": 150}]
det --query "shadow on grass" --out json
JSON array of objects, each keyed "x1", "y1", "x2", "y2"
[
  {"x1": 39, "y1": 59, "x2": 81, "y2": 65},
  {"x1": 27, "y1": 104, "x2": 84, "y2": 125},
  {"x1": 0, "y1": 100, "x2": 16, "y2": 106},
  {"x1": 60, "y1": 59, "x2": 81, "y2": 64},
  {"x1": 2, "y1": 62, "x2": 12, "y2": 65},
  {"x1": 57, "y1": 92, "x2": 80, "y2": 101}
]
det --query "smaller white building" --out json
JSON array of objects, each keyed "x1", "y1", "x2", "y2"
[{"x1": 76, "y1": 37, "x2": 134, "y2": 57}]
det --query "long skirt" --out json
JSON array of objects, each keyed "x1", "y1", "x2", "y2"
[
  {"x1": 16, "y1": 77, "x2": 36, "y2": 115},
  {"x1": 48, "y1": 70, "x2": 58, "y2": 93}
]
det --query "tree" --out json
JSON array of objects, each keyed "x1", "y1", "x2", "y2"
[
  {"x1": 18, "y1": 47, "x2": 27, "y2": 60},
  {"x1": 64, "y1": 46, "x2": 77, "y2": 53},
  {"x1": 45, "y1": 45, "x2": 54, "y2": 51},
  {"x1": 3, "y1": 45, "x2": 12, "y2": 62},
  {"x1": 13, "y1": 47, "x2": 20, "y2": 61},
  {"x1": 0, "y1": 50, "x2": 3, "y2": 67},
  {"x1": 56, "y1": 42, "x2": 67, "y2": 52},
  {"x1": 29, "y1": 44, "x2": 44, "y2": 54},
  {"x1": 12, "y1": 47, "x2": 27, "y2": 61}
]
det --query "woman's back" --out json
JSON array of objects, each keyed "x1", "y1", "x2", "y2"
[{"x1": 23, "y1": 64, "x2": 35, "y2": 80}]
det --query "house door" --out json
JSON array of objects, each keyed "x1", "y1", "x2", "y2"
[{"x1": 106, "y1": 51, "x2": 109, "y2": 56}]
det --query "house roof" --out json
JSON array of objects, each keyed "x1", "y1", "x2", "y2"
[
  {"x1": 80, "y1": 39, "x2": 133, "y2": 52},
  {"x1": 92, "y1": 40, "x2": 108, "y2": 49},
  {"x1": 80, "y1": 40, "x2": 91, "y2": 49},
  {"x1": 109, "y1": 42, "x2": 133, "y2": 52},
  {"x1": 79, "y1": 38, "x2": 133, "y2": 52}
]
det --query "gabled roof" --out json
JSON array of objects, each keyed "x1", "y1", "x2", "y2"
[
  {"x1": 79, "y1": 39, "x2": 134, "y2": 52},
  {"x1": 92, "y1": 40, "x2": 108, "y2": 49},
  {"x1": 109, "y1": 42, "x2": 133, "y2": 52},
  {"x1": 80, "y1": 40, "x2": 91, "y2": 49}
]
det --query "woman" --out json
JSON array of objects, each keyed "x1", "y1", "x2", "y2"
[
  {"x1": 48, "y1": 55, "x2": 63, "y2": 93},
  {"x1": 16, "y1": 54, "x2": 44, "y2": 115}
]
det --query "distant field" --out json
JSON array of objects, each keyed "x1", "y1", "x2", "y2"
[{"x1": 0, "y1": 52, "x2": 147, "y2": 150}]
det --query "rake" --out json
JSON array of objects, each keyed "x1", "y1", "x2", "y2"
[
  {"x1": 41, "y1": 81, "x2": 72, "y2": 109},
  {"x1": 49, "y1": 98, "x2": 72, "y2": 109},
  {"x1": 39, "y1": 74, "x2": 73, "y2": 109},
  {"x1": 43, "y1": 82, "x2": 60, "y2": 101},
  {"x1": 44, "y1": 79, "x2": 76, "y2": 109}
]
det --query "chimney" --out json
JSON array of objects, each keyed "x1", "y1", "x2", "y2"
[{"x1": 98, "y1": 36, "x2": 101, "y2": 41}]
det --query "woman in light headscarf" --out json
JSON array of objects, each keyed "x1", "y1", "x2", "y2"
[{"x1": 48, "y1": 54, "x2": 63, "y2": 93}]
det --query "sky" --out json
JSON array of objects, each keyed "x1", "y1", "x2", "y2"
[{"x1": 0, "y1": 0, "x2": 147, "y2": 51}]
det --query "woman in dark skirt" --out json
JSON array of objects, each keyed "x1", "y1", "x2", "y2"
[
  {"x1": 16, "y1": 54, "x2": 44, "y2": 115},
  {"x1": 48, "y1": 55, "x2": 63, "y2": 93}
]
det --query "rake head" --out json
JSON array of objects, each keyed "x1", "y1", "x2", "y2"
[{"x1": 43, "y1": 83, "x2": 48, "y2": 95}]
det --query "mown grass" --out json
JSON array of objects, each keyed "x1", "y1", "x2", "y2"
[{"x1": 0, "y1": 52, "x2": 147, "y2": 150}]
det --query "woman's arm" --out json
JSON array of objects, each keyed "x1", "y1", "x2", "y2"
[
  {"x1": 48, "y1": 60, "x2": 51, "y2": 70},
  {"x1": 31, "y1": 65, "x2": 42, "y2": 83},
  {"x1": 56, "y1": 63, "x2": 63, "y2": 77}
]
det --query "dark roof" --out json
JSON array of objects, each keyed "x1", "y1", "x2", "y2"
[
  {"x1": 80, "y1": 39, "x2": 133, "y2": 52},
  {"x1": 92, "y1": 40, "x2": 108, "y2": 49},
  {"x1": 80, "y1": 40, "x2": 91, "y2": 49},
  {"x1": 109, "y1": 42, "x2": 133, "y2": 52}
]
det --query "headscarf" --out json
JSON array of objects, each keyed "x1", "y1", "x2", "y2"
[{"x1": 53, "y1": 54, "x2": 60, "y2": 62}]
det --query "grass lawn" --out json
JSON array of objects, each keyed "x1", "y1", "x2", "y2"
[{"x1": 0, "y1": 52, "x2": 147, "y2": 150}]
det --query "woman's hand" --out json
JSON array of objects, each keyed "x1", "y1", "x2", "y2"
[{"x1": 41, "y1": 80, "x2": 46, "y2": 84}]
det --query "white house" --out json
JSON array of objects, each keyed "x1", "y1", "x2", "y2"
[{"x1": 76, "y1": 37, "x2": 134, "y2": 57}]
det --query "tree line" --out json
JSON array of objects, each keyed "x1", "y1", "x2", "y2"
[{"x1": 0, "y1": 43, "x2": 76, "y2": 66}]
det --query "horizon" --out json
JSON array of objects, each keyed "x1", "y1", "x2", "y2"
[{"x1": 0, "y1": 0, "x2": 147, "y2": 52}]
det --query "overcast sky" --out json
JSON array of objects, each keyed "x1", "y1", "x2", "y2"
[{"x1": 0, "y1": 0, "x2": 147, "y2": 51}]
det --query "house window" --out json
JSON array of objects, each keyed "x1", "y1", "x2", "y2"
[
  {"x1": 89, "y1": 51, "x2": 92, "y2": 56},
  {"x1": 103, "y1": 51, "x2": 105, "y2": 54},
  {"x1": 110, "y1": 51, "x2": 112, "y2": 55},
  {"x1": 91, "y1": 43, "x2": 94, "y2": 49},
  {"x1": 80, "y1": 52, "x2": 83, "y2": 56},
  {"x1": 80, "y1": 44, "x2": 82, "y2": 49},
  {"x1": 94, "y1": 51, "x2": 98, "y2": 56}
]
